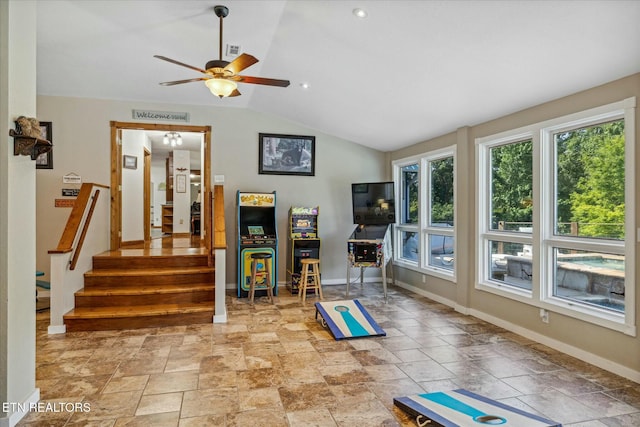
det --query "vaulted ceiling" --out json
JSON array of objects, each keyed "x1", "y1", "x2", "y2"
[{"x1": 36, "y1": 0, "x2": 640, "y2": 151}]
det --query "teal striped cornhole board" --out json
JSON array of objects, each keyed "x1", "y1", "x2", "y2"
[
  {"x1": 315, "y1": 299, "x2": 385, "y2": 340},
  {"x1": 394, "y1": 389, "x2": 561, "y2": 426}
]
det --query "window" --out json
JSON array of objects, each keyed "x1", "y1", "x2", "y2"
[
  {"x1": 477, "y1": 98, "x2": 635, "y2": 335},
  {"x1": 428, "y1": 156, "x2": 454, "y2": 271},
  {"x1": 394, "y1": 147, "x2": 456, "y2": 279},
  {"x1": 398, "y1": 163, "x2": 420, "y2": 263},
  {"x1": 401, "y1": 164, "x2": 419, "y2": 225},
  {"x1": 485, "y1": 138, "x2": 534, "y2": 291}
]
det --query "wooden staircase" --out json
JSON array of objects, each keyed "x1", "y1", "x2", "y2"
[{"x1": 63, "y1": 251, "x2": 215, "y2": 332}]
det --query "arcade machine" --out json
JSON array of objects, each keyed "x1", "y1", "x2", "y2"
[
  {"x1": 237, "y1": 191, "x2": 278, "y2": 298},
  {"x1": 286, "y1": 206, "x2": 320, "y2": 294},
  {"x1": 347, "y1": 182, "x2": 395, "y2": 302}
]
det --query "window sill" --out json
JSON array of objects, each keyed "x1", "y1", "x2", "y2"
[{"x1": 394, "y1": 260, "x2": 456, "y2": 283}]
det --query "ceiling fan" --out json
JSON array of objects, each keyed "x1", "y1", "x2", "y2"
[{"x1": 154, "y1": 5, "x2": 290, "y2": 98}]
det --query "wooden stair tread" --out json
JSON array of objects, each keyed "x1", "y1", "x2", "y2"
[
  {"x1": 85, "y1": 267, "x2": 214, "y2": 276},
  {"x1": 76, "y1": 284, "x2": 214, "y2": 296},
  {"x1": 94, "y1": 248, "x2": 207, "y2": 257},
  {"x1": 64, "y1": 302, "x2": 214, "y2": 319}
]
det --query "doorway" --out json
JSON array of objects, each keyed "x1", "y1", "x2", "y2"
[{"x1": 110, "y1": 121, "x2": 212, "y2": 251}]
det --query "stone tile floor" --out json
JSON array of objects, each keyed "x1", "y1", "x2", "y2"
[{"x1": 19, "y1": 283, "x2": 640, "y2": 426}]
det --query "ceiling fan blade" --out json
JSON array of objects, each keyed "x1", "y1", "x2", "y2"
[
  {"x1": 154, "y1": 55, "x2": 210, "y2": 75},
  {"x1": 233, "y1": 75, "x2": 290, "y2": 87},
  {"x1": 159, "y1": 77, "x2": 209, "y2": 86},
  {"x1": 229, "y1": 88, "x2": 241, "y2": 97},
  {"x1": 224, "y1": 53, "x2": 258, "y2": 74}
]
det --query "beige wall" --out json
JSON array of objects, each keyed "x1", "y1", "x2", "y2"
[
  {"x1": 35, "y1": 96, "x2": 387, "y2": 290},
  {"x1": 390, "y1": 73, "x2": 640, "y2": 378}
]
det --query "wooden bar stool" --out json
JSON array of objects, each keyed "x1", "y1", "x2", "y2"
[
  {"x1": 299, "y1": 258, "x2": 322, "y2": 303},
  {"x1": 249, "y1": 252, "x2": 274, "y2": 305}
]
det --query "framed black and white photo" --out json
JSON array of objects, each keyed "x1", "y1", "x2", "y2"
[
  {"x1": 123, "y1": 155, "x2": 137, "y2": 170},
  {"x1": 35, "y1": 121, "x2": 53, "y2": 169},
  {"x1": 259, "y1": 133, "x2": 315, "y2": 176}
]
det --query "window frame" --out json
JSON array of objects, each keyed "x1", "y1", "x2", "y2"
[
  {"x1": 393, "y1": 146, "x2": 457, "y2": 281},
  {"x1": 477, "y1": 132, "x2": 535, "y2": 299},
  {"x1": 476, "y1": 98, "x2": 636, "y2": 335}
]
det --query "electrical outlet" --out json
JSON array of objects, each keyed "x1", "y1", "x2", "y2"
[
  {"x1": 179, "y1": 219, "x2": 184, "y2": 224},
  {"x1": 422, "y1": 274, "x2": 426, "y2": 283},
  {"x1": 540, "y1": 308, "x2": 549, "y2": 323}
]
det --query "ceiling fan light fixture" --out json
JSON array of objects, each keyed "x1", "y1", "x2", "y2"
[
  {"x1": 164, "y1": 131, "x2": 182, "y2": 147},
  {"x1": 205, "y1": 78, "x2": 237, "y2": 98}
]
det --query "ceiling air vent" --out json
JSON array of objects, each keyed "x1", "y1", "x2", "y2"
[{"x1": 226, "y1": 44, "x2": 241, "y2": 57}]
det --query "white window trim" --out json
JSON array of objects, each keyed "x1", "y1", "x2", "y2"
[
  {"x1": 476, "y1": 97, "x2": 636, "y2": 336},
  {"x1": 393, "y1": 146, "x2": 457, "y2": 282},
  {"x1": 476, "y1": 130, "x2": 536, "y2": 302}
]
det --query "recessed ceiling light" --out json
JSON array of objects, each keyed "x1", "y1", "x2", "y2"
[
  {"x1": 300, "y1": 82, "x2": 310, "y2": 89},
  {"x1": 353, "y1": 8, "x2": 368, "y2": 19}
]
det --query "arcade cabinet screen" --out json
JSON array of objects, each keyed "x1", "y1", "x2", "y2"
[
  {"x1": 247, "y1": 226, "x2": 265, "y2": 235},
  {"x1": 292, "y1": 216, "x2": 315, "y2": 234},
  {"x1": 352, "y1": 182, "x2": 396, "y2": 225},
  {"x1": 240, "y1": 206, "x2": 276, "y2": 236}
]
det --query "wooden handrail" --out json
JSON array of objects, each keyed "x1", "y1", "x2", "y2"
[
  {"x1": 49, "y1": 183, "x2": 109, "y2": 254},
  {"x1": 69, "y1": 189, "x2": 100, "y2": 270},
  {"x1": 213, "y1": 185, "x2": 226, "y2": 250}
]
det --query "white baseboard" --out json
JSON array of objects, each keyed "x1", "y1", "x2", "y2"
[
  {"x1": 213, "y1": 313, "x2": 227, "y2": 323},
  {"x1": 393, "y1": 279, "x2": 640, "y2": 383},
  {"x1": 47, "y1": 324, "x2": 66, "y2": 335},
  {"x1": 1, "y1": 388, "x2": 40, "y2": 427}
]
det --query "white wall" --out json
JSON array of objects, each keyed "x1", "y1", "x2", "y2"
[
  {"x1": 151, "y1": 161, "x2": 165, "y2": 227},
  {"x1": 35, "y1": 96, "x2": 387, "y2": 288},
  {"x1": 1, "y1": 1, "x2": 39, "y2": 425},
  {"x1": 121, "y1": 130, "x2": 145, "y2": 242},
  {"x1": 172, "y1": 149, "x2": 190, "y2": 234}
]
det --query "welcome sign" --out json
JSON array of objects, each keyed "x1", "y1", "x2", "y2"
[{"x1": 132, "y1": 109, "x2": 190, "y2": 123}]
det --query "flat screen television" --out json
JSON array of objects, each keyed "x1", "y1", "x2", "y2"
[{"x1": 351, "y1": 182, "x2": 395, "y2": 225}]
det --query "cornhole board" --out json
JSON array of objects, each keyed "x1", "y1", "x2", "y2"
[
  {"x1": 394, "y1": 389, "x2": 561, "y2": 426},
  {"x1": 314, "y1": 299, "x2": 385, "y2": 340}
]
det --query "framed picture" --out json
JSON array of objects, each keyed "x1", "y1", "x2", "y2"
[
  {"x1": 176, "y1": 174, "x2": 187, "y2": 193},
  {"x1": 123, "y1": 155, "x2": 137, "y2": 170},
  {"x1": 259, "y1": 133, "x2": 315, "y2": 176},
  {"x1": 35, "y1": 121, "x2": 53, "y2": 169}
]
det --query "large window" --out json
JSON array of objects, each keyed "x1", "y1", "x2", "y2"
[
  {"x1": 394, "y1": 147, "x2": 456, "y2": 279},
  {"x1": 477, "y1": 98, "x2": 635, "y2": 335}
]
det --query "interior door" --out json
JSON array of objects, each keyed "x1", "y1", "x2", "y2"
[{"x1": 110, "y1": 121, "x2": 212, "y2": 250}]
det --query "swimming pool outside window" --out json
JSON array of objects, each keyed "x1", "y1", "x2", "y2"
[{"x1": 477, "y1": 98, "x2": 635, "y2": 335}]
